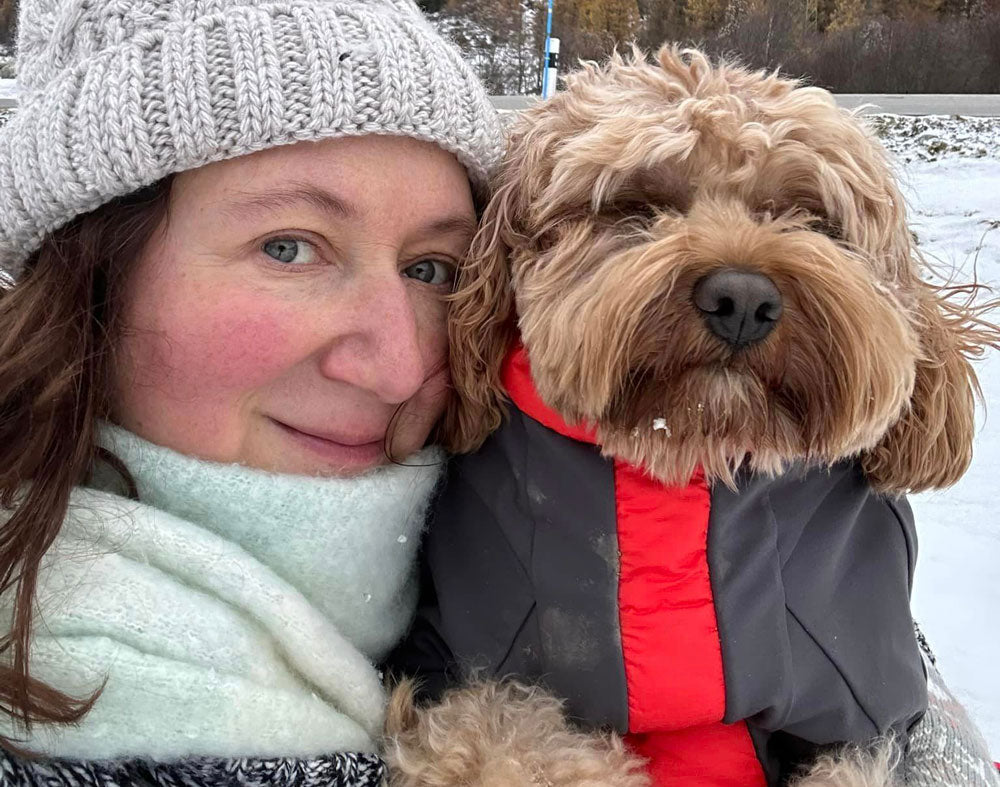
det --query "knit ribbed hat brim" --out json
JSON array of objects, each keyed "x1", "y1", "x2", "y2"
[{"x1": 0, "y1": 1, "x2": 504, "y2": 278}]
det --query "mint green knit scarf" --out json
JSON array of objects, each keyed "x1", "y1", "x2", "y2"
[{"x1": 0, "y1": 425, "x2": 443, "y2": 761}]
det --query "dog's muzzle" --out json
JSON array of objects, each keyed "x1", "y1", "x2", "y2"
[{"x1": 693, "y1": 268, "x2": 783, "y2": 348}]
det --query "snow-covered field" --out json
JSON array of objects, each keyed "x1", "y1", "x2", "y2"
[
  {"x1": 899, "y1": 148, "x2": 1000, "y2": 757},
  {"x1": 0, "y1": 45, "x2": 13, "y2": 80}
]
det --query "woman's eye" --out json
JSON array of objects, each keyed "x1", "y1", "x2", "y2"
[
  {"x1": 262, "y1": 238, "x2": 317, "y2": 265},
  {"x1": 403, "y1": 259, "x2": 455, "y2": 286}
]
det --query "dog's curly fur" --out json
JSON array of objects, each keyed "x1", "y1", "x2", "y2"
[
  {"x1": 442, "y1": 45, "x2": 1000, "y2": 492},
  {"x1": 385, "y1": 681, "x2": 900, "y2": 787},
  {"x1": 384, "y1": 680, "x2": 651, "y2": 787},
  {"x1": 394, "y1": 45, "x2": 998, "y2": 787},
  {"x1": 788, "y1": 741, "x2": 901, "y2": 787}
]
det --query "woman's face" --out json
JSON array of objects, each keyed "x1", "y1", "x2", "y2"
[{"x1": 113, "y1": 135, "x2": 475, "y2": 476}]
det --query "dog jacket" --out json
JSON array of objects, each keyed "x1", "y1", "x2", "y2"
[{"x1": 391, "y1": 345, "x2": 928, "y2": 786}]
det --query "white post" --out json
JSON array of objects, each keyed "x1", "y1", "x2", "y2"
[{"x1": 543, "y1": 37, "x2": 560, "y2": 99}]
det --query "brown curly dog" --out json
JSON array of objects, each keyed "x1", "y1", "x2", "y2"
[{"x1": 385, "y1": 45, "x2": 999, "y2": 787}]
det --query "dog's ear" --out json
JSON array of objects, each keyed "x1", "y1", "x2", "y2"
[
  {"x1": 439, "y1": 98, "x2": 575, "y2": 453},
  {"x1": 863, "y1": 281, "x2": 999, "y2": 494},
  {"x1": 439, "y1": 175, "x2": 522, "y2": 454}
]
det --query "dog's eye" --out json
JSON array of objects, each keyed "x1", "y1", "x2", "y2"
[
  {"x1": 753, "y1": 200, "x2": 786, "y2": 224},
  {"x1": 810, "y1": 216, "x2": 844, "y2": 240},
  {"x1": 755, "y1": 199, "x2": 844, "y2": 241},
  {"x1": 611, "y1": 201, "x2": 661, "y2": 223},
  {"x1": 597, "y1": 198, "x2": 676, "y2": 227}
]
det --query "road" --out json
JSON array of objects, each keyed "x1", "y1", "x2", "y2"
[
  {"x1": 493, "y1": 93, "x2": 1000, "y2": 116},
  {"x1": 1, "y1": 79, "x2": 997, "y2": 115}
]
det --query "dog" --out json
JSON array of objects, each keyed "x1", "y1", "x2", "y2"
[
  {"x1": 385, "y1": 680, "x2": 901, "y2": 787},
  {"x1": 385, "y1": 46, "x2": 999, "y2": 786}
]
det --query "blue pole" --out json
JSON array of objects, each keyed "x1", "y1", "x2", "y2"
[{"x1": 541, "y1": 0, "x2": 554, "y2": 96}]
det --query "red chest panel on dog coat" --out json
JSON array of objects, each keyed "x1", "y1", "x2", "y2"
[
  {"x1": 391, "y1": 344, "x2": 926, "y2": 786},
  {"x1": 503, "y1": 345, "x2": 767, "y2": 786}
]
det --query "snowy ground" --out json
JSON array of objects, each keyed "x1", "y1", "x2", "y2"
[
  {"x1": 0, "y1": 46, "x2": 13, "y2": 80},
  {"x1": 894, "y1": 143, "x2": 1000, "y2": 756},
  {"x1": 871, "y1": 113, "x2": 1000, "y2": 161}
]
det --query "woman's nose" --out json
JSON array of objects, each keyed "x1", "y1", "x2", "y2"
[{"x1": 318, "y1": 276, "x2": 432, "y2": 404}]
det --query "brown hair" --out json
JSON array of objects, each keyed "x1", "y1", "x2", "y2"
[{"x1": 0, "y1": 178, "x2": 172, "y2": 751}]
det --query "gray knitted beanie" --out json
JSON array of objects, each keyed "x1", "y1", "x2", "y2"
[{"x1": 0, "y1": 0, "x2": 505, "y2": 279}]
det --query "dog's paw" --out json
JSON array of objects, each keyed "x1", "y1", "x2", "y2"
[
  {"x1": 789, "y1": 740, "x2": 901, "y2": 787},
  {"x1": 383, "y1": 679, "x2": 650, "y2": 787}
]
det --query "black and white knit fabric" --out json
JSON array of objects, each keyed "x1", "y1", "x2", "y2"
[
  {"x1": 0, "y1": 750, "x2": 385, "y2": 787},
  {"x1": 905, "y1": 625, "x2": 1000, "y2": 787}
]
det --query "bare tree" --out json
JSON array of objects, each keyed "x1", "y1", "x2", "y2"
[
  {"x1": 431, "y1": 0, "x2": 1000, "y2": 92},
  {"x1": 0, "y1": 0, "x2": 17, "y2": 46},
  {"x1": 432, "y1": 0, "x2": 544, "y2": 94},
  {"x1": 551, "y1": 0, "x2": 642, "y2": 65}
]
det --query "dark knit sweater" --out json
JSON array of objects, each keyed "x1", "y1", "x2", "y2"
[{"x1": 0, "y1": 751, "x2": 385, "y2": 787}]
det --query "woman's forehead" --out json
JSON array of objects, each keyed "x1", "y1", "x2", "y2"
[{"x1": 175, "y1": 135, "x2": 475, "y2": 224}]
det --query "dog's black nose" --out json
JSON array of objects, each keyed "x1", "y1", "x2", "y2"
[{"x1": 693, "y1": 269, "x2": 783, "y2": 348}]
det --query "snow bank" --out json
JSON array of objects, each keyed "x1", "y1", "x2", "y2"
[
  {"x1": 870, "y1": 113, "x2": 1000, "y2": 161},
  {"x1": 901, "y1": 156, "x2": 1000, "y2": 756}
]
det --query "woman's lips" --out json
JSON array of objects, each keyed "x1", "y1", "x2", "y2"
[{"x1": 270, "y1": 418, "x2": 387, "y2": 468}]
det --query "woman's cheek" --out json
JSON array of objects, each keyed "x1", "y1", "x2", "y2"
[
  {"x1": 114, "y1": 289, "x2": 308, "y2": 457},
  {"x1": 133, "y1": 301, "x2": 296, "y2": 393}
]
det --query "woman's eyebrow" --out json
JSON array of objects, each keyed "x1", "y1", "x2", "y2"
[
  {"x1": 220, "y1": 183, "x2": 360, "y2": 222},
  {"x1": 417, "y1": 214, "x2": 478, "y2": 240},
  {"x1": 219, "y1": 185, "x2": 476, "y2": 240}
]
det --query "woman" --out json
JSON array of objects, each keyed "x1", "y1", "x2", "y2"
[{"x1": 0, "y1": 0, "x2": 502, "y2": 783}]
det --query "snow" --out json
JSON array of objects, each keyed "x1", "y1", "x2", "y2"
[
  {"x1": 0, "y1": 45, "x2": 13, "y2": 82},
  {"x1": 894, "y1": 150, "x2": 1000, "y2": 757},
  {"x1": 871, "y1": 113, "x2": 1000, "y2": 162}
]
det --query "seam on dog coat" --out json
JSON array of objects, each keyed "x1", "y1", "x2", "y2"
[{"x1": 390, "y1": 345, "x2": 928, "y2": 786}]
